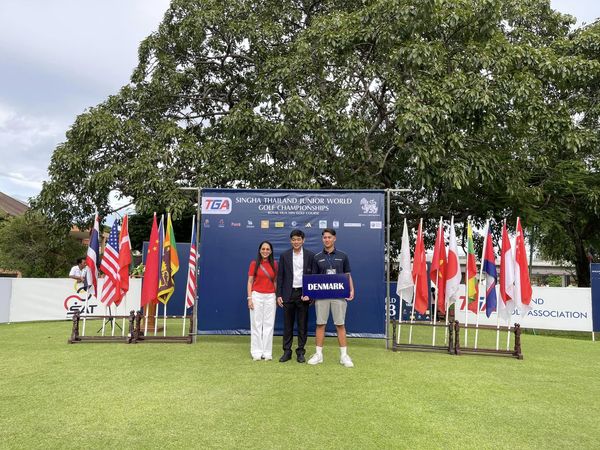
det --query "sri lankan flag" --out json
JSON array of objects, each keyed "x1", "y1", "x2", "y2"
[
  {"x1": 466, "y1": 221, "x2": 479, "y2": 313},
  {"x1": 157, "y1": 213, "x2": 180, "y2": 304}
]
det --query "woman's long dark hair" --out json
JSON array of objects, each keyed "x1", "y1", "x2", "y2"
[{"x1": 253, "y1": 241, "x2": 276, "y2": 278}]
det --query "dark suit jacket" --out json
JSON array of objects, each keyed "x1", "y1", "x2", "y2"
[{"x1": 276, "y1": 248, "x2": 315, "y2": 302}]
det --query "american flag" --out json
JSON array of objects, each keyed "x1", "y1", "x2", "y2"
[
  {"x1": 100, "y1": 220, "x2": 121, "y2": 306},
  {"x1": 185, "y1": 216, "x2": 197, "y2": 308}
]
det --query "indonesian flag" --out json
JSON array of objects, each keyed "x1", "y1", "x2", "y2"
[
  {"x1": 396, "y1": 218, "x2": 414, "y2": 302},
  {"x1": 429, "y1": 218, "x2": 447, "y2": 312},
  {"x1": 118, "y1": 214, "x2": 131, "y2": 298},
  {"x1": 412, "y1": 220, "x2": 429, "y2": 314},
  {"x1": 514, "y1": 218, "x2": 532, "y2": 315},
  {"x1": 141, "y1": 214, "x2": 160, "y2": 308},
  {"x1": 499, "y1": 219, "x2": 515, "y2": 320},
  {"x1": 85, "y1": 213, "x2": 100, "y2": 296},
  {"x1": 445, "y1": 216, "x2": 461, "y2": 308}
]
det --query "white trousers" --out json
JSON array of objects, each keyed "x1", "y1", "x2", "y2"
[{"x1": 249, "y1": 291, "x2": 276, "y2": 359}]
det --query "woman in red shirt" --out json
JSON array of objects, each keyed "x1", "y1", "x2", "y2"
[{"x1": 247, "y1": 241, "x2": 278, "y2": 360}]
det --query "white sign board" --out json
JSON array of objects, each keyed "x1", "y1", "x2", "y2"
[
  {"x1": 8, "y1": 278, "x2": 142, "y2": 323},
  {"x1": 454, "y1": 287, "x2": 592, "y2": 332}
]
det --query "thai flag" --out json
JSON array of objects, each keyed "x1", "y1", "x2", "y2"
[
  {"x1": 100, "y1": 220, "x2": 121, "y2": 306},
  {"x1": 482, "y1": 226, "x2": 498, "y2": 318},
  {"x1": 185, "y1": 216, "x2": 197, "y2": 308},
  {"x1": 85, "y1": 214, "x2": 100, "y2": 296}
]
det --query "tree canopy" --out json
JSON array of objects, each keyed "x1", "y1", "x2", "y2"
[
  {"x1": 33, "y1": 0, "x2": 600, "y2": 285},
  {"x1": 0, "y1": 212, "x2": 86, "y2": 277}
]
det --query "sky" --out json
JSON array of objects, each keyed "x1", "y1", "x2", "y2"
[{"x1": 0, "y1": 0, "x2": 598, "y2": 206}]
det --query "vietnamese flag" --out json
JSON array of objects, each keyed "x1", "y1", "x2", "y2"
[
  {"x1": 141, "y1": 214, "x2": 160, "y2": 307},
  {"x1": 429, "y1": 218, "x2": 447, "y2": 312},
  {"x1": 412, "y1": 220, "x2": 429, "y2": 314}
]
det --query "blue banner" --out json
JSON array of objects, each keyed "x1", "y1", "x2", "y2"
[
  {"x1": 591, "y1": 263, "x2": 600, "y2": 332},
  {"x1": 197, "y1": 189, "x2": 386, "y2": 337},
  {"x1": 303, "y1": 274, "x2": 350, "y2": 300}
]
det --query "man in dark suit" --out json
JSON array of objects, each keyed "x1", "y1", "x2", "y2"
[{"x1": 276, "y1": 229, "x2": 315, "y2": 363}]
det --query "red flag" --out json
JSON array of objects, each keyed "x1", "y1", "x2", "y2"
[
  {"x1": 412, "y1": 220, "x2": 429, "y2": 314},
  {"x1": 141, "y1": 214, "x2": 160, "y2": 308},
  {"x1": 499, "y1": 220, "x2": 515, "y2": 319},
  {"x1": 514, "y1": 218, "x2": 532, "y2": 313},
  {"x1": 429, "y1": 219, "x2": 447, "y2": 312},
  {"x1": 118, "y1": 214, "x2": 131, "y2": 298}
]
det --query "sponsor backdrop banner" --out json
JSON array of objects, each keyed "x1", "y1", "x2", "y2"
[
  {"x1": 387, "y1": 282, "x2": 593, "y2": 332},
  {"x1": 7, "y1": 278, "x2": 141, "y2": 323},
  {"x1": 592, "y1": 263, "x2": 600, "y2": 332},
  {"x1": 198, "y1": 189, "x2": 386, "y2": 337}
]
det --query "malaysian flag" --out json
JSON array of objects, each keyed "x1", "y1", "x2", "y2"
[
  {"x1": 185, "y1": 216, "x2": 197, "y2": 308},
  {"x1": 100, "y1": 220, "x2": 121, "y2": 306}
]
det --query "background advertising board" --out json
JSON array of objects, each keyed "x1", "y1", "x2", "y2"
[{"x1": 197, "y1": 189, "x2": 386, "y2": 337}]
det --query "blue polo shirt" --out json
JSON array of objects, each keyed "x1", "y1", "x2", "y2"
[{"x1": 313, "y1": 248, "x2": 351, "y2": 275}]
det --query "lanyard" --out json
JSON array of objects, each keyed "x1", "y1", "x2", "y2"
[{"x1": 324, "y1": 252, "x2": 336, "y2": 270}]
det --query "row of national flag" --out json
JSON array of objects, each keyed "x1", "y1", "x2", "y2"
[
  {"x1": 396, "y1": 217, "x2": 533, "y2": 319},
  {"x1": 85, "y1": 214, "x2": 131, "y2": 307},
  {"x1": 85, "y1": 213, "x2": 198, "y2": 309}
]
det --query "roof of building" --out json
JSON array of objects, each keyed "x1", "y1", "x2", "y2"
[{"x1": 0, "y1": 192, "x2": 29, "y2": 216}]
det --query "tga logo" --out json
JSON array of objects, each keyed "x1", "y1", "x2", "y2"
[{"x1": 202, "y1": 197, "x2": 232, "y2": 214}]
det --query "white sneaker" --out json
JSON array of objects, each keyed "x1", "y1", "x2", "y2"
[
  {"x1": 252, "y1": 355, "x2": 262, "y2": 361},
  {"x1": 340, "y1": 354, "x2": 354, "y2": 368},
  {"x1": 307, "y1": 353, "x2": 323, "y2": 365}
]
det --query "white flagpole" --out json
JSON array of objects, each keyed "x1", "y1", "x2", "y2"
[
  {"x1": 101, "y1": 301, "x2": 107, "y2": 336},
  {"x1": 464, "y1": 217, "x2": 470, "y2": 347},
  {"x1": 154, "y1": 301, "x2": 159, "y2": 336},
  {"x1": 163, "y1": 301, "x2": 167, "y2": 337},
  {"x1": 409, "y1": 283, "x2": 417, "y2": 344},
  {"x1": 444, "y1": 216, "x2": 455, "y2": 345},
  {"x1": 82, "y1": 282, "x2": 89, "y2": 337},
  {"x1": 432, "y1": 217, "x2": 443, "y2": 346},
  {"x1": 495, "y1": 295, "x2": 501, "y2": 350},
  {"x1": 474, "y1": 220, "x2": 488, "y2": 349},
  {"x1": 111, "y1": 303, "x2": 116, "y2": 337},
  {"x1": 182, "y1": 305, "x2": 188, "y2": 337},
  {"x1": 408, "y1": 218, "x2": 422, "y2": 345},
  {"x1": 396, "y1": 297, "x2": 403, "y2": 345},
  {"x1": 121, "y1": 293, "x2": 127, "y2": 337},
  {"x1": 144, "y1": 304, "x2": 149, "y2": 336}
]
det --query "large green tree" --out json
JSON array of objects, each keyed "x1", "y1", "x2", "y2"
[
  {"x1": 33, "y1": 0, "x2": 600, "y2": 285},
  {"x1": 0, "y1": 212, "x2": 86, "y2": 277}
]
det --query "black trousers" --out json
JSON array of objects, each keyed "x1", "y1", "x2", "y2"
[{"x1": 282, "y1": 288, "x2": 309, "y2": 355}]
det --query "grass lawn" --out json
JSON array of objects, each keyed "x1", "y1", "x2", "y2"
[{"x1": 1, "y1": 320, "x2": 599, "y2": 449}]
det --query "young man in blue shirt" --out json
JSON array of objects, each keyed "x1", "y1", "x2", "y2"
[{"x1": 308, "y1": 228, "x2": 355, "y2": 368}]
